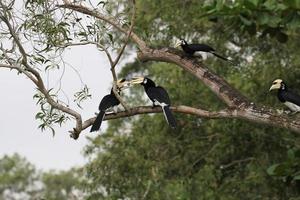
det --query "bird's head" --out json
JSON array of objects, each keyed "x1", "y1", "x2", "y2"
[
  {"x1": 116, "y1": 78, "x2": 131, "y2": 91},
  {"x1": 269, "y1": 79, "x2": 286, "y2": 91},
  {"x1": 175, "y1": 38, "x2": 186, "y2": 48}
]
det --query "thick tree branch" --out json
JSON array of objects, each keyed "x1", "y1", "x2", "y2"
[{"x1": 81, "y1": 105, "x2": 234, "y2": 131}]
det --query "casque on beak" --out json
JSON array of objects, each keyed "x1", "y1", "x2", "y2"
[
  {"x1": 130, "y1": 77, "x2": 145, "y2": 85},
  {"x1": 269, "y1": 79, "x2": 282, "y2": 91},
  {"x1": 174, "y1": 40, "x2": 182, "y2": 48},
  {"x1": 116, "y1": 79, "x2": 131, "y2": 91}
]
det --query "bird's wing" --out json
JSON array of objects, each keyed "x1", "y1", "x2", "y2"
[
  {"x1": 281, "y1": 91, "x2": 300, "y2": 106},
  {"x1": 188, "y1": 44, "x2": 215, "y2": 52},
  {"x1": 147, "y1": 86, "x2": 171, "y2": 105},
  {"x1": 99, "y1": 94, "x2": 120, "y2": 110}
]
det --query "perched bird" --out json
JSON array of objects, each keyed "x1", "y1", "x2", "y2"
[
  {"x1": 90, "y1": 79, "x2": 130, "y2": 132},
  {"x1": 269, "y1": 79, "x2": 300, "y2": 113},
  {"x1": 175, "y1": 38, "x2": 235, "y2": 64},
  {"x1": 130, "y1": 77, "x2": 176, "y2": 128}
]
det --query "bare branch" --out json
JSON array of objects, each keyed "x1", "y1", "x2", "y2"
[
  {"x1": 220, "y1": 157, "x2": 255, "y2": 169},
  {"x1": 0, "y1": 64, "x2": 37, "y2": 84},
  {"x1": 81, "y1": 106, "x2": 236, "y2": 131}
]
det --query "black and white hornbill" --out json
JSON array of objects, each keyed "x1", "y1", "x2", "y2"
[
  {"x1": 130, "y1": 77, "x2": 177, "y2": 128},
  {"x1": 269, "y1": 79, "x2": 300, "y2": 113},
  {"x1": 90, "y1": 79, "x2": 130, "y2": 132},
  {"x1": 175, "y1": 39, "x2": 235, "y2": 64}
]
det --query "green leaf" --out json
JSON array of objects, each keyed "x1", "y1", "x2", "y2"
[
  {"x1": 250, "y1": 0, "x2": 260, "y2": 7},
  {"x1": 284, "y1": 0, "x2": 300, "y2": 9},
  {"x1": 288, "y1": 149, "x2": 295, "y2": 160},
  {"x1": 216, "y1": 0, "x2": 224, "y2": 11},
  {"x1": 240, "y1": 15, "x2": 252, "y2": 26},
  {"x1": 263, "y1": 0, "x2": 277, "y2": 10},
  {"x1": 107, "y1": 33, "x2": 114, "y2": 44},
  {"x1": 267, "y1": 164, "x2": 280, "y2": 175},
  {"x1": 293, "y1": 175, "x2": 300, "y2": 180}
]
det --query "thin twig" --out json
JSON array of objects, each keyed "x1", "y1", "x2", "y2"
[{"x1": 220, "y1": 157, "x2": 255, "y2": 170}]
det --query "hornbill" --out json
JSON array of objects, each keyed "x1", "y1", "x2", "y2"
[
  {"x1": 90, "y1": 79, "x2": 130, "y2": 132},
  {"x1": 130, "y1": 77, "x2": 177, "y2": 128},
  {"x1": 269, "y1": 79, "x2": 300, "y2": 113},
  {"x1": 175, "y1": 39, "x2": 235, "y2": 64}
]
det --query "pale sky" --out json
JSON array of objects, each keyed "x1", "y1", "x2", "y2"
[{"x1": 0, "y1": 45, "x2": 127, "y2": 170}]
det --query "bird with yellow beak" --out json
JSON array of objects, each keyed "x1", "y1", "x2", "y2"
[
  {"x1": 130, "y1": 77, "x2": 176, "y2": 128},
  {"x1": 269, "y1": 79, "x2": 300, "y2": 113},
  {"x1": 90, "y1": 79, "x2": 131, "y2": 132}
]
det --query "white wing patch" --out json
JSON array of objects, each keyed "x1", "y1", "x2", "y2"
[
  {"x1": 153, "y1": 99, "x2": 167, "y2": 107},
  {"x1": 284, "y1": 102, "x2": 300, "y2": 112},
  {"x1": 194, "y1": 51, "x2": 211, "y2": 59}
]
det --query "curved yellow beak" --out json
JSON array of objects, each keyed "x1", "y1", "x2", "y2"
[
  {"x1": 269, "y1": 79, "x2": 282, "y2": 91},
  {"x1": 129, "y1": 77, "x2": 144, "y2": 85},
  {"x1": 174, "y1": 40, "x2": 181, "y2": 48}
]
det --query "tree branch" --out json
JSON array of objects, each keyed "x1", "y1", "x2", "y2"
[
  {"x1": 0, "y1": 64, "x2": 37, "y2": 84},
  {"x1": 81, "y1": 106, "x2": 237, "y2": 131}
]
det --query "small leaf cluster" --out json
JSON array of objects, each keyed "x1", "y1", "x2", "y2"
[{"x1": 33, "y1": 90, "x2": 69, "y2": 136}]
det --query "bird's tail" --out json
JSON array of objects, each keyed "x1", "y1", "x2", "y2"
[
  {"x1": 211, "y1": 52, "x2": 238, "y2": 65},
  {"x1": 90, "y1": 110, "x2": 105, "y2": 132},
  {"x1": 162, "y1": 106, "x2": 177, "y2": 128}
]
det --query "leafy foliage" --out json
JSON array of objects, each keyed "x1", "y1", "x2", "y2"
[{"x1": 33, "y1": 90, "x2": 70, "y2": 136}]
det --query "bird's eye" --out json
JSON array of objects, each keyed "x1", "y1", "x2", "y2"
[{"x1": 273, "y1": 82, "x2": 277, "y2": 85}]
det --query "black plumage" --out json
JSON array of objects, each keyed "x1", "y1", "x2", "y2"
[
  {"x1": 278, "y1": 89, "x2": 300, "y2": 105},
  {"x1": 90, "y1": 90, "x2": 120, "y2": 132},
  {"x1": 140, "y1": 78, "x2": 176, "y2": 128},
  {"x1": 177, "y1": 39, "x2": 234, "y2": 64}
]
